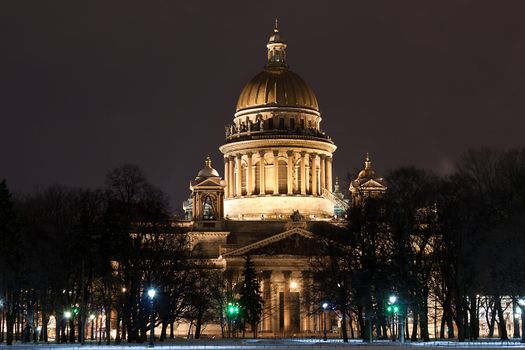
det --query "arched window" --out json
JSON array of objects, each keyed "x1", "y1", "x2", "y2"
[
  {"x1": 278, "y1": 160, "x2": 287, "y2": 194},
  {"x1": 202, "y1": 195, "x2": 215, "y2": 220}
]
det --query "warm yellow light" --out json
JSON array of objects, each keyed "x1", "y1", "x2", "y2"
[{"x1": 290, "y1": 280, "x2": 298, "y2": 289}]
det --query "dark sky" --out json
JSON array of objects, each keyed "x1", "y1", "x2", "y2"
[{"x1": 1, "y1": 1, "x2": 525, "y2": 210}]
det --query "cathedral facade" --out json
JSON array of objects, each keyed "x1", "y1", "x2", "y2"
[{"x1": 184, "y1": 23, "x2": 385, "y2": 337}]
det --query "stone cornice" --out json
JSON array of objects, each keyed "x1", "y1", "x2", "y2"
[
  {"x1": 189, "y1": 231, "x2": 230, "y2": 238},
  {"x1": 219, "y1": 138, "x2": 337, "y2": 155},
  {"x1": 234, "y1": 106, "x2": 321, "y2": 119}
]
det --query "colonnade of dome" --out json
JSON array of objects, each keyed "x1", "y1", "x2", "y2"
[{"x1": 223, "y1": 149, "x2": 333, "y2": 198}]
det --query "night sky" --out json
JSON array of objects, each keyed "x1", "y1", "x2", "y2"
[{"x1": 1, "y1": 1, "x2": 525, "y2": 210}]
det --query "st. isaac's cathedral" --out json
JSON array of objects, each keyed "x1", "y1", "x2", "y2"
[{"x1": 182, "y1": 22, "x2": 386, "y2": 336}]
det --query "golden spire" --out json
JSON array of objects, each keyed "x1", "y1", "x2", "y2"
[
  {"x1": 205, "y1": 155, "x2": 212, "y2": 168},
  {"x1": 275, "y1": 17, "x2": 279, "y2": 32},
  {"x1": 365, "y1": 152, "x2": 371, "y2": 170}
]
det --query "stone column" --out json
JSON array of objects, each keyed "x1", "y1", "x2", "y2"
[
  {"x1": 311, "y1": 154, "x2": 318, "y2": 196},
  {"x1": 259, "y1": 151, "x2": 266, "y2": 195},
  {"x1": 320, "y1": 154, "x2": 326, "y2": 193},
  {"x1": 273, "y1": 150, "x2": 279, "y2": 195},
  {"x1": 301, "y1": 271, "x2": 312, "y2": 333},
  {"x1": 326, "y1": 156, "x2": 333, "y2": 193},
  {"x1": 235, "y1": 154, "x2": 242, "y2": 197},
  {"x1": 247, "y1": 152, "x2": 253, "y2": 195},
  {"x1": 283, "y1": 271, "x2": 291, "y2": 333},
  {"x1": 300, "y1": 152, "x2": 307, "y2": 195},
  {"x1": 287, "y1": 151, "x2": 294, "y2": 195},
  {"x1": 224, "y1": 157, "x2": 230, "y2": 198},
  {"x1": 228, "y1": 156, "x2": 235, "y2": 198},
  {"x1": 262, "y1": 271, "x2": 272, "y2": 333},
  {"x1": 192, "y1": 193, "x2": 198, "y2": 220}
]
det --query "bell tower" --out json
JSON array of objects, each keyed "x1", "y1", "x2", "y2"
[
  {"x1": 190, "y1": 157, "x2": 226, "y2": 227},
  {"x1": 349, "y1": 154, "x2": 387, "y2": 206}
]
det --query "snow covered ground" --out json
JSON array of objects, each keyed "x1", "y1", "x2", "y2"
[{"x1": 2, "y1": 339, "x2": 525, "y2": 350}]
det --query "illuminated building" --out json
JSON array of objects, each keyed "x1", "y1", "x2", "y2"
[{"x1": 183, "y1": 21, "x2": 381, "y2": 336}]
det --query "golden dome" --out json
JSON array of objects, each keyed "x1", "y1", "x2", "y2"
[
  {"x1": 197, "y1": 156, "x2": 220, "y2": 178},
  {"x1": 357, "y1": 153, "x2": 378, "y2": 179},
  {"x1": 236, "y1": 68, "x2": 319, "y2": 112},
  {"x1": 235, "y1": 20, "x2": 319, "y2": 112}
]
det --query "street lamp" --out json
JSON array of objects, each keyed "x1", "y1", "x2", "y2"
[
  {"x1": 386, "y1": 295, "x2": 404, "y2": 344},
  {"x1": 226, "y1": 302, "x2": 240, "y2": 338},
  {"x1": 148, "y1": 289, "x2": 156, "y2": 348},
  {"x1": 64, "y1": 311, "x2": 72, "y2": 342},
  {"x1": 89, "y1": 314, "x2": 96, "y2": 340},
  {"x1": 322, "y1": 302, "x2": 329, "y2": 341}
]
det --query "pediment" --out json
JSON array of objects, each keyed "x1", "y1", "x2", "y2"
[
  {"x1": 222, "y1": 228, "x2": 321, "y2": 257},
  {"x1": 359, "y1": 178, "x2": 386, "y2": 190},
  {"x1": 191, "y1": 177, "x2": 224, "y2": 188}
]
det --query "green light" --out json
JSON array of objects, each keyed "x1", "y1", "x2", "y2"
[
  {"x1": 393, "y1": 306, "x2": 399, "y2": 313},
  {"x1": 227, "y1": 301, "x2": 239, "y2": 316},
  {"x1": 387, "y1": 305, "x2": 392, "y2": 313}
]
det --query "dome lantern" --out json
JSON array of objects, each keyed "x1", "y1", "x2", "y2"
[{"x1": 266, "y1": 18, "x2": 287, "y2": 68}]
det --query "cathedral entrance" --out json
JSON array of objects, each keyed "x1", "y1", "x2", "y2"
[{"x1": 279, "y1": 292, "x2": 301, "y2": 334}]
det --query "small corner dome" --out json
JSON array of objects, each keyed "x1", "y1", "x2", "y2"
[
  {"x1": 197, "y1": 156, "x2": 220, "y2": 178},
  {"x1": 357, "y1": 154, "x2": 377, "y2": 179}
]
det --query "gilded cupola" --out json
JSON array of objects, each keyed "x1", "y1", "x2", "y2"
[{"x1": 235, "y1": 20, "x2": 319, "y2": 113}]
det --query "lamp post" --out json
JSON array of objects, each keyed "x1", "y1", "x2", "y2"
[
  {"x1": 148, "y1": 289, "x2": 156, "y2": 348},
  {"x1": 89, "y1": 314, "x2": 96, "y2": 341},
  {"x1": 387, "y1": 295, "x2": 404, "y2": 343},
  {"x1": 226, "y1": 302, "x2": 240, "y2": 338},
  {"x1": 322, "y1": 302, "x2": 329, "y2": 341},
  {"x1": 64, "y1": 311, "x2": 72, "y2": 342}
]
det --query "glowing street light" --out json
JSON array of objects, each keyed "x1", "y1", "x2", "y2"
[
  {"x1": 226, "y1": 302, "x2": 240, "y2": 338},
  {"x1": 64, "y1": 311, "x2": 72, "y2": 341},
  {"x1": 389, "y1": 295, "x2": 397, "y2": 304},
  {"x1": 148, "y1": 289, "x2": 156, "y2": 299},
  {"x1": 148, "y1": 289, "x2": 156, "y2": 348},
  {"x1": 322, "y1": 302, "x2": 329, "y2": 341}
]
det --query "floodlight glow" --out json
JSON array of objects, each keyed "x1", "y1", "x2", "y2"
[
  {"x1": 147, "y1": 289, "x2": 156, "y2": 299},
  {"x1": 89, "y1": 314, "x2": 96, "y2": 320},
  {"x1": 519, "y1": 299, "x2": 525, "y2": 306},
  {"x1": 389, "y1": 295, "x2": 397, "y2": 304},
  {"x1": 322, "y1": 302, "x2": 329, "y2": 309},
  {"x1": 64, "y1": 311, "x2": 72, "y2": 319}
]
